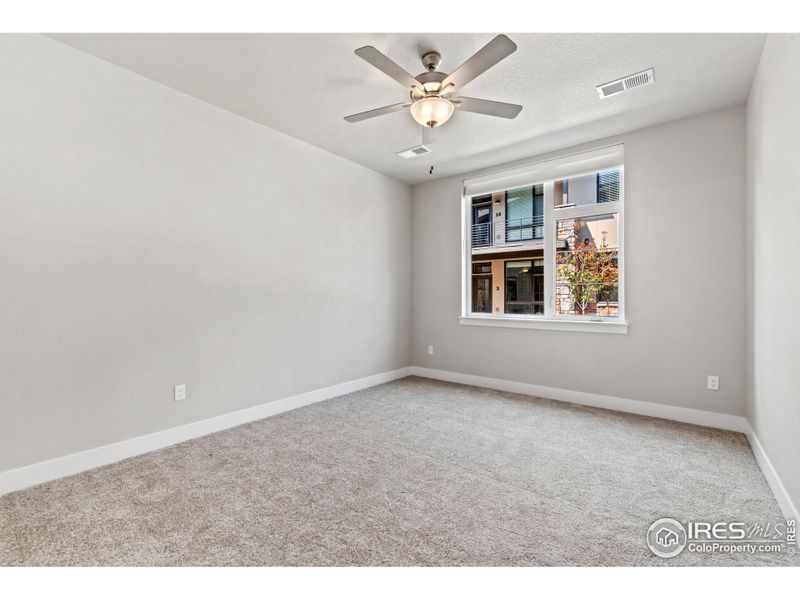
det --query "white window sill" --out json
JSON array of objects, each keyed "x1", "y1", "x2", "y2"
[{"x1": 458, "y1": 315, "x2": 628, "y2": 334}]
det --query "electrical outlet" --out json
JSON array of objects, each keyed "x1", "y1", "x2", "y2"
[
  {"x1": 427, "y1": 345, "x2": 434, "y2": 355},
  {"x1": 707, "y1": 375, "x2": 719, "y2": 391},
  {"x1": 174, "y1": 384, "x2": 186, "y2": 402}
]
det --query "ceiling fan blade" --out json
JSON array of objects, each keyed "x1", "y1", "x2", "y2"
[
  {"x1": 441, "y1": 35, "x2": 517, "y2": 91},
  {"x1": 344, "y1": 102, "x2": 411, "y2": 123},
  {"x1": 453, "y1": 96, "x2": 523, "y2": 119},
  {"x1": 354, "y1": 46, "x2": 423, "y2": 92}
]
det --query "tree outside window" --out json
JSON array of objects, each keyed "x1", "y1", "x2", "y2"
[{"x1": 556, "y1": 222, "x2": 618, "y2": 315}]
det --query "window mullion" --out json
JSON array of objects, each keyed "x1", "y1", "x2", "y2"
[
  {"x1": 543, "y1": 181, "x2": 555, "y2": 319},
  {"x1": 462, "y1": 190, "x2": 470, "y2": 317},
  {"x1": 552, "y1": 200, "x2": 621, "y2": 220}
]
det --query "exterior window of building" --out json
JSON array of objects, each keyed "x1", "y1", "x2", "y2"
[
  {"x1": 597, "y1": 169, "x2": 620, "y2": 204},
  {"x1": 505, "y1": 184, "x2": 544, "y2": 242},
  {"x1": 471, "y1": 195, "x2": 492, "y2": 248},
  {"x1": 505, "y1": 259, "x2": 544, "y2": 314},
  {"x1": 462, "y1": 145, "x2": 624, "y2": 328},
  {"x1": 471, "y1": 262, "x2": 492, "y2": 313}
]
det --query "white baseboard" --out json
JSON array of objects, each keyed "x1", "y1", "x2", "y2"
[
  {"x1": 744, "y1": 425, "x2": 799, "y2": 523},
  {"x1": 410, "y1": 367, "x2": 749, "y2": 432},
  {"x1": 4, "y1": 364, "x2": 796, "y2": 526},
  {"x1": 0, "y1": 367, "x2": 412, "y2": 497}
]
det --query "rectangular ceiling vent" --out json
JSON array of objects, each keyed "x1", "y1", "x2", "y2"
[
  {"x1": 596, "y1": 68, "x2": 654, "y2": 99},
  {"x1": 397, "y1": 145, "x2": 432, "y2": 159}
]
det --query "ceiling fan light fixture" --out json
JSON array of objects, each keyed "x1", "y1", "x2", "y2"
[
  {"x1": 345, "y1": 36, "x2": 521, "y2": 131},
  {"x1": 410, "y1": 96, "x2": 454, "y2": 128}
]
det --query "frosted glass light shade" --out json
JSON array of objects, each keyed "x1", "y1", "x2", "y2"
[{"x1": 410, "y1": 96, "x2": 454, "y2": 128}]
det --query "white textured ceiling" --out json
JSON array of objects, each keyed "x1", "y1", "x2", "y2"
[{"x1": 48, "y1": 33, "x2": 765, "y2": 184}]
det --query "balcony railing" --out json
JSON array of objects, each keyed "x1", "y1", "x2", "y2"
[{"x1": 471, "y1": 216, "x2": 544, "y2": 248}]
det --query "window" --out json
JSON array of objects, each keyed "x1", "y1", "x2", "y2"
[
  {"x1": 505, "y1": 184, "x2": 544, "y2": 242},
  {"x1": 471, "y1": 262, "x2": 492, "y2": 313},
  {"x1": 461, "y1": 145, "x2": 625, "y2": 331},
  {"x1": 555, "y1": 214, "x2": 619, "y2": 317},
  {"x1": 597, "y1": 169, "x2": 620, "y2": 204},
  {"x1": 471, "y1": 196, "x2": 492, "y2": 248},
  {"x1": 505, "y1": 259, "x2": 544, "y2": 315}
]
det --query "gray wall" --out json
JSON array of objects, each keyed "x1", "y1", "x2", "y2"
[
  {"x1": 745, "y1": 34, "x2": 800, "y2": 512},
  {"x1": 0, "y1": 35, "x2": 412, "y2": 471},
  {"x1": 412, "y1": 106, "x2": 746, "y2": 415}
]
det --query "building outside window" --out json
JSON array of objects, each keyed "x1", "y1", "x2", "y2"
[
  {"x1": 505, "y1": 184, "x2": 544, "y2": 242},
  {"x1": 471, "y1": 262, "x2": 493, "y2": 313},
  {"x1": 505, "y1": 259, "x2": 544, "y2": 314},
  {"x1": 597, "y1": 169, "x2": 620, "y2": 204},
  {"x1": 471, "y1": 196, "x2": 492, "y2": 247},
  {"x1": 462, "y1": 145, "x2": 624, "y2": 328}
]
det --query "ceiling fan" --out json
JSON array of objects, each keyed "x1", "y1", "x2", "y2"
[{"x1": 344, "y1": 35, "x2": 523, "y2": 129}]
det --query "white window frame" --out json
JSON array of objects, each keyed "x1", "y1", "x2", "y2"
[{"x1": 459, "y1": 144, "x2": 627, "y2": 334}]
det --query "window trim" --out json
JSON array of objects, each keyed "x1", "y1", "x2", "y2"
[
  {"x1": 460, "y1": 145, "x2": 626, "y2": 332},
  {"x1": 458, "y1": 314, "x2": 629, "y2": 334},
  {"x1": 463, "y1": 144, "x2": 624, "y2": 197}
]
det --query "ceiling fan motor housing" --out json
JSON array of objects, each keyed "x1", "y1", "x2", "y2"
[
  {"x1": 411, "y1": 70, "x2": 448, "y2": 100},
  {"x1": 421, "y1": 51, "x2": 441, "y2": 71}
]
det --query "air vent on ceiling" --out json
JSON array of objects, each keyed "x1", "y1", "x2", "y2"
[
  {"x1": 396, "y1": 145, "x2": 432, "y2": 159},
  {"x1": 596, "y1": 68, "x2": 655, "y2": 99}
]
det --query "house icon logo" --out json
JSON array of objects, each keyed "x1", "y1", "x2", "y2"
[
  {"x1": 647, "y1": 518, "x2": 687, "y2": 558},
  {"x1": 656, "y1": 527, "x2": 679, "y2": 547}
]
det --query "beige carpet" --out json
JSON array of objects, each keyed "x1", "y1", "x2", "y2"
[{"x1": 0, "y1": 376, "x2": 796, "y2": 566}]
